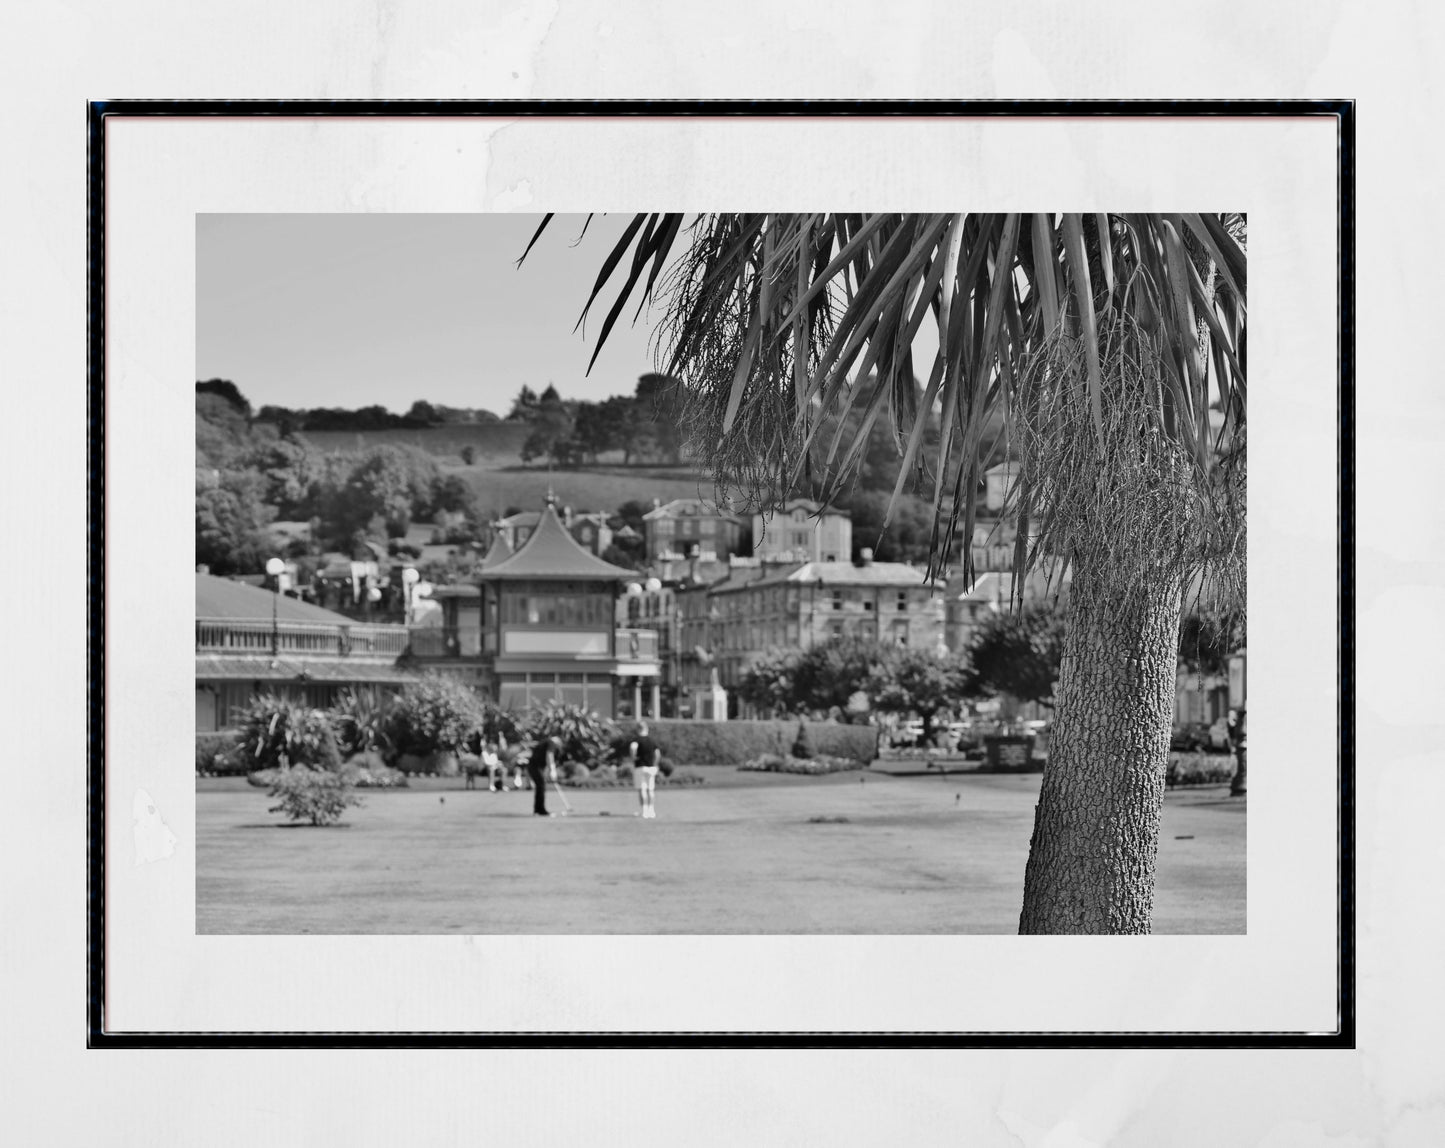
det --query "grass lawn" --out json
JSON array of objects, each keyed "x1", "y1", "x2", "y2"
[{"x1": 197, "y1": 770, "x2": 1244, "y2": 935}]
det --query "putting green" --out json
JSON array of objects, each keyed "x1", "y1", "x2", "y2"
[{"x1": 197, "y1": 772, "x2": 1244, "y2": 934}]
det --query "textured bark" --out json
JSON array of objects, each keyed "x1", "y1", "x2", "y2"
[{"x1": 1018, "y1": 572, "x2": 1183, "y2": 934}]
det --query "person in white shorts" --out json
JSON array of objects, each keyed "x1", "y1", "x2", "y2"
[{"x1": 630, "y1": 721, "x2": 661, "y2": 819}]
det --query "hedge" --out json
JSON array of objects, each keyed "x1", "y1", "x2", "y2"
[
  {"x1": 645, "y1": 719, "x2": 878, "y2": 766},
  {"x1": 196, "y1": 730, "x2": 246, "y2": 775}
]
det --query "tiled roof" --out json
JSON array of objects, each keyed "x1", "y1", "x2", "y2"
[
  {"x1": 478, "y1": 532, "x2": 514, "y2": 571},
  {"x1": 754, "y1": 498, "x2": 846, "y2": 518},
  {"x1": 480, "y1": 503, "x2": 636, "y2": 581},
  {"x1": 194, "y1": 656, "x2": 420, "y2": 684},
  {"x1": 497, "y1": 511, "x2": 542, "y2": 527},
  {"x1": 642, "y1": 498, "x2": 742, "y2": 523},
  {"x1": 711, "y1": 560, "x2": 941, "y2": 593},
  {"x1": 196, "y1": 573, "x2": 362, "y2": 625}
]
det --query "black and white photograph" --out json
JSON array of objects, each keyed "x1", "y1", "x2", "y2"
[
  {"x1": 87, "y1": 107, "x2": 1346, "y2": 1045},
  {"x1": 193, "y1": 210, "x2": 1248, "y2": 938},
  {"x1": 28, "y1": 40, "x2": 1410, "y2": 1131}
]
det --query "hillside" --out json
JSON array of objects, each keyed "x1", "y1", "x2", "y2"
[
  {"x1": 299, "y1": 422, "x2": 530, "y2": 465},
  {"x1": 452, "y1": 464, "x2": 722, "y2": 517}
]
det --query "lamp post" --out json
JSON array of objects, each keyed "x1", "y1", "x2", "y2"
[{"x1": 265, "y1": 556, "x2": 286, "y2": 661}]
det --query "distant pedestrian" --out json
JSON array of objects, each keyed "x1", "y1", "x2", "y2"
[
  {"x1": 630, "y1": 721, "x2": 661, "y2": 819},
  {"x1": 1227, "y1": 706, "x2": 1247, "y2": 796},
  {"x1": 481, "y1": 740, "x2": 502, "y2": 791},
  {"x1": 527, "y1": 737, "x2": 560, "y2": 816}
]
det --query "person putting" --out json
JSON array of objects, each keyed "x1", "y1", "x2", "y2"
[
  {"x1": 527, "y1": 736, "x2": 561, "y2": 817},
  {"x1": 630, "y1": 721, "x2": 661, "y2": 819}
]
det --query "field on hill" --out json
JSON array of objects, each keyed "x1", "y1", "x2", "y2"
[
  {"x1": 453, "y1": 464, "x2": 721, "y2": 516},
  {"x1": 300, "y1": 422, "x2": 530, "y2": 465}
]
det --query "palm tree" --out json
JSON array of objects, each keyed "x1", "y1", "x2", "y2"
[{"x1": 522, "y1": 212, "x2": 1246, "y2": 934}]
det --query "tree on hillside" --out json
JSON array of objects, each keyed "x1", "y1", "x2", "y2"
[
  {"x1": 868, "y1": 647, "x2": 971, "y2": 745},
  {"x1": 522, "y1": 210, "x2": 1246, "y2": 935},
  {"x1": 196, "y1": 392, "x2": 253, "y2": 470},
  {"x1": 325, "y1": 445, "x2": 440, "y2": 542},
  {"x1": 196, "y1": 378, "x2": 252, "y2": 418},
  {"x1": 634, "y1": 373, "x2": 685, "y2": 463},
  {"x1": 569, "y1": 399, "x2": 618, "y2": 463},
  {"x1": 965, "y1": 603, "x2": 1068, "y2": 710},
  {"x1": 520, "y1": 398, "x2": 574, "y2": 467},
  {"x1": 406, "y1": 400, "x2": 439, "y2": 425},
  {"x1": 597, "y1": 394, "x2": 642, "y2": 463},
  {"x1": 507, "y1": 385, "x2": 539, "y2": 421},
  {"x1": 196, "y1": 469, "x2": 278, "y2": 575}
]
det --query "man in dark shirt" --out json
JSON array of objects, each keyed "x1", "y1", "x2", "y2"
[
  {"x1": 527, "y1": 736, "x2": 560, "y2": 816},
  {"x1": 630, "y1": 721, "x2": 661, "y2": 819}
]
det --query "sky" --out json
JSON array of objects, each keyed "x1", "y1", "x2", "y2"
[{"x1": 196, "y1": 214, "x2": 673, "y2": 416}]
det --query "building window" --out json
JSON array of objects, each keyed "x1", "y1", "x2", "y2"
[
  {"x1": 862, "y1": 599, "x2": 873, "y2": 612},
  {"x1": 896, "y1": 591, "x2": 908, "y2": 611},
  {"x1": 831, "y1": 590, "x2": 843, "y2": 611},
  {"x1": 831, "y1": 622, "x2": 845, "y2": 639},
  {"x1": 892, "y1": 621, "x2": 908, "y2": 646}
]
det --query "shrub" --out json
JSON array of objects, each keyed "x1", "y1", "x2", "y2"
[
  {"x1": 645, "y1": 720, "x2": 878, "y2": 766},
  {"x1": 791, "y1": 720, "x2": 814, "y2": 759},
  {"x1": 521, "y1": 701, "x2": 617, "y2": 769},
  {"x1": 196, "y1": 730, "x2": 245, "y2": 775},
  {"x1": 1166, "y1": 751, "x2": 1237, "y2": 788},
  {"x1": 386, "y1": 673, "x2": 487, "y2": 757},
  {"x1": 267, "y1": 766, "x2": 363, "y2": 825},
  {"x1": 331, "y1": 689, "x2": 393, "y2": 758},
  {"x1": 339, "y1": 761, "x2": 409, "y2": 788},
  {"x1": 476, "y1": 701, "x2": 525, "y2": 752},
  {"x1": 236, "y1": 695, "x2": 343, "y2": 772}
]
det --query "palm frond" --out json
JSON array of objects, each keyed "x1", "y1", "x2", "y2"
[{"x1": 542, "y1": 211, "x2": 1246, "y2": 599}]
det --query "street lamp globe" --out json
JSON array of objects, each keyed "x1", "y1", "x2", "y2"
[
  {"x1": 265, "y1": 557, "x2": 286, "y2": 577},
  {"x1": 402, "y1": 566, "x2": 420, "y2": 586}
]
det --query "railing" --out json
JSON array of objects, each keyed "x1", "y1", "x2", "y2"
[
  {"x1": 407, "y1": 626, "x2": 485, "y2": 658},
  {"x1": 196, "y1": 619, "x2": 410, "y2": 659},
  {"x1": 401, "y1": 625, "x2": 659, "y2": 662},
  {"x1": 615, "y1": 628, "x2": 659, "y2": 662}
]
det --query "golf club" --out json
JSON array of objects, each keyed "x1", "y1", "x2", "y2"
[{"x1": 552, "y1": 777, "x2": 574, "y2": 815}]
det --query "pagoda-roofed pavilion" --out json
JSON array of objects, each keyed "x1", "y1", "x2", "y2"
[{"x1": 415, "y1": 499, "x2": 661, "y2": 718}]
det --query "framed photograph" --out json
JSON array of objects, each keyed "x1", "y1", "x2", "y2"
[{"x1": 90, "y1": 101, "x2": 1351, "y2": 1044}]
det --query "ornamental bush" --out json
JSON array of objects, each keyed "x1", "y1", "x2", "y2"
[
  {"x1": 521, "y1": 701, "x2": 617, "y2": 770},
  {"x1": 196, "y1": 730, "x2": 246, "y2": 775},
  {"x1": 386, "y1": 673, "x2": 487, "y2": 758},
  {"x1": 235, "y1": 694, "x2": 343, "y2": 772},
  {"x1": 267, "y1": 766, "x2": 363, "y2": 825},
  {"x1": 330, "y1": 689, "x2": 394, "y2": 759}
]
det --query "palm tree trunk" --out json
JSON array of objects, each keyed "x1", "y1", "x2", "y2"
[{"x1": 1018, "y1": 570, "x2": 1183, "y2": 934}]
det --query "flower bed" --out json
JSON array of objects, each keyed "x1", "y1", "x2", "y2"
[
  {"x1": 1166, "y1": 751, "x2": 1238, "y2": 788},
  {"x1": 739, "y1": 753, "x2": 867, "y2": 776}
]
